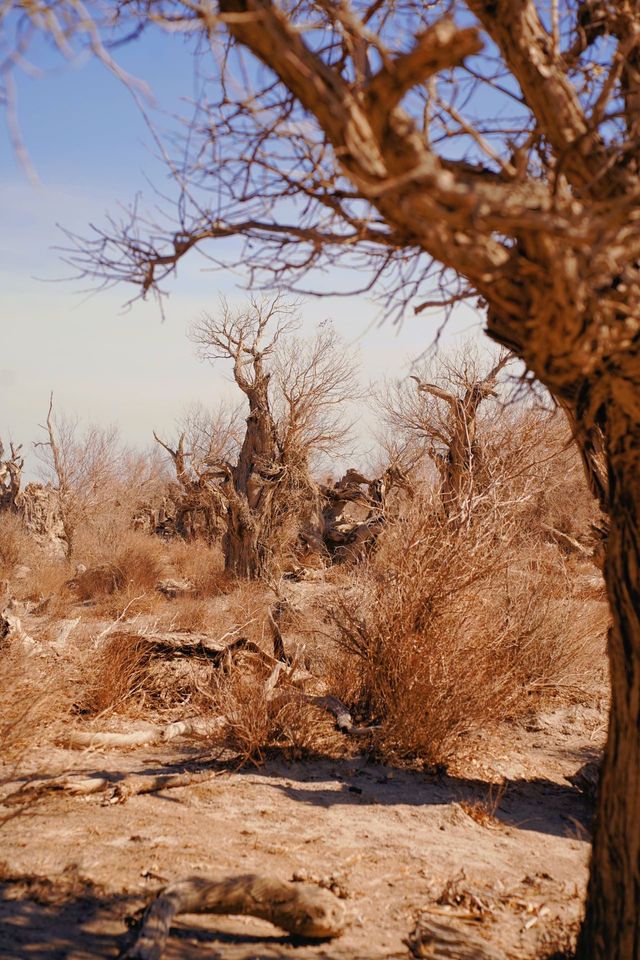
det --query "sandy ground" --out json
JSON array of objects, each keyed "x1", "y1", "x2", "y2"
[{"x1": 0, "y1": 698, "x2": 604, "y2": 960}]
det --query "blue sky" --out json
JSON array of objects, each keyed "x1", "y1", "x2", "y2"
[{"x1": 1, "y1": 22, "x2": 484, "y2": 473}]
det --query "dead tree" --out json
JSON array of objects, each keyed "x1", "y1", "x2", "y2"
[
  {"x1": 188, "y1": 296, "x2": 357, "y2": 578},
  {"x1": 0, "y1": 440, "x2": 23, "y2": 512},
  {"x1": 152, "y1": 430, "x2": 229, "y2": 543},
  {"x1": 11, "y1": 1, "x2": 640, "y2": 954},
  {"x1": 321, "y1": 464, "x2": 412, "y2": 561},
  {"x1": 408, "y1": 352, "x2": 511, "y2": 519},
  {"x1": 33, "y1": 394, "x2": 143, "y2": 557}
]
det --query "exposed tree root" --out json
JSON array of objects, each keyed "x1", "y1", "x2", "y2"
[
  {"x1": 59, "y1": 692, "x2": 374, "y2": 754},
  {"x1": 123, "y1": 874, "x2": 347, "y2": 959},
  {"x1": 106, "y1": 769, "x2": 223, "y2": 803}
]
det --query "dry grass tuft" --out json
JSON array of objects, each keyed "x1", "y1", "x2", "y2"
[
  {"x1": 195, "y1": 657, "x2": 343, "y2": 764},
  {"x1": 164, "y1": 539, "x2": 231, "y2": 597},
  {"x1": 458, "y1": 780, "x2": 507, "y2": 828},
  {"x1": 162, "y1": 597, "x2": 212, "y2": 633},
  {"x1": 0, "y1": 646, "x2": 72, "y2": 764}
]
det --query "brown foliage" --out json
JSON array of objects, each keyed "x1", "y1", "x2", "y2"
[
  {"x1": 195, "y1": 657, "x2": 342, "y2": 764},
  {"x1": 163, "y1": 538, "x2": 231, "y2": 597},
  {"x1": 0, "y1": 646, "x2": 71, "y2": 765}
]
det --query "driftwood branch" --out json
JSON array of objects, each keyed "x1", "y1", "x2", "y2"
[
  {"x1": 59, "y1": 717, "x2": 224, "y2": 750},
  {"x1": 125, "y1": 874, "x2": 346, "y2": 959},
  {"x1": 5, "y1": 766, "x2": 224, "y2": 807}
]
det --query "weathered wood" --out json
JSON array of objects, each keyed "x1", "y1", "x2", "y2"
[
  {"x1": 4, "y1": 766, "x2": 224, "y2": 805},
  {"x1": 125, "y1": 874, "x2": 346, "y2": 959},
  {"x1": 60, "y1": 717, "x2": 224, "y2": 750},
  {"x1": 304, "y1": 695, "x2": 379, "y2": 737},
  {"x1": 406, "y1": 916, "x2": 506, "y2": 960}
]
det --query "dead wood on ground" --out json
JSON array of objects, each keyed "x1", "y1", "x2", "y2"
[{"x1": 124, "y1": 874, "x2": 346, "y2": 959}]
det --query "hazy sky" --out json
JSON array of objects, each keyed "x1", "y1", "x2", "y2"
[{"x1": 1, "y1": 23, "x2": 485, "y2": 475}]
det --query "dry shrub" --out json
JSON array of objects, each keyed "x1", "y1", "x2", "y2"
[
  {"x1": 326, "y1": 496, "x2": 606, "y2": 765},
  {"x1": 495, "y1": 558, "x2": 609, "y2": 698},
  {"x1": 196, "y1": 657, "x2": 342, "y2": 764},
  {"x1": 15, "y1": 555, "x2": 75, "y2": 619},
  {"x1": 79, "y1": 631, "x2": 154, "y2": 715},
  {"x1": 72, "y1": 531, "x2": 166, "y2": 601},
  {"x1": 458, "y1": 779, "x2": 507, "y2": 828},
  {"x1": 0, "y1": 512, "x2": 31, "y2": 576}
]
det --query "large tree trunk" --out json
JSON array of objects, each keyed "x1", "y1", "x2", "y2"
[
  {"x1": 225, "y1": 370, "x2": 280, "y2": 579},
  {"x1": 224, "y1": 495, "x2": 267, "y2": 579},
  {"x1": 577, "y1": 421, "x2": 640, "y2": 960}
]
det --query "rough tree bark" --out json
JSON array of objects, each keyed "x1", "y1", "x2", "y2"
[
  {"x1": 321, "y1": 465, "x2": 412, "y2": 560},
  {"x1": 204, "y1": 7, "x2": 640, "y2": 952},
  {"x1": 152, "y1": 431, "x2": 226, "y2": 543},
  {"x1": 224, "y1": 347, "x2": 281, "y2": 577},
  {"x1": 186, "y1": 299, "x2": 305, "y2": 578},
  {"x1": 578, "y1": 428, "x2": 640, "y2": 958}
]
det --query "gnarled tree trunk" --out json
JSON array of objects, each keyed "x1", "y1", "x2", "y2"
[{"x1": 224, "y1": 362, "x2": 280, "y2": 578}]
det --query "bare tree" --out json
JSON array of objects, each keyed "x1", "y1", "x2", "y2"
[
  {"x1": 187, "y1": 295, "x2": 358, "y2": 577},
  {"x1": 34, "y1": 394, "x2": 140, "y2": 557},
  {"x1": 320, "y1": 463, "x2": 413, "y2": 561},
  {"x1": 6, "y1": 1, "x2": 640, "y2": 953}
]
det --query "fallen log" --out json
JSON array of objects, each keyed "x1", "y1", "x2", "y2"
[
  {"x1": 3, "y1": 764, "x2": 225, "y2": 806},
  {"x1": 60, "y1": 692, "x2": 373, "y2": 754},
  {"x1": 124, "y1": 874, "x2": 346, "y2": 959}
]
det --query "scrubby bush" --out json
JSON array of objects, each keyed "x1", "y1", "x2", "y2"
[{"x1": 325, "y1": 494, "x2": 607, "y2": 765}]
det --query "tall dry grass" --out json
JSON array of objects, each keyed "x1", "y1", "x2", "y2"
[
  {"x1": 79, "y1": 631, "x2": 155, "y2": 715},
  {"x1": 0, "y1": 646, "x2": 73, "y2": 765}
]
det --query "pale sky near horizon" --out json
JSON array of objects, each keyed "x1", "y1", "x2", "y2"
[{"x1": 1, "y1": 23, "x2": 487, "y2": 477}]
